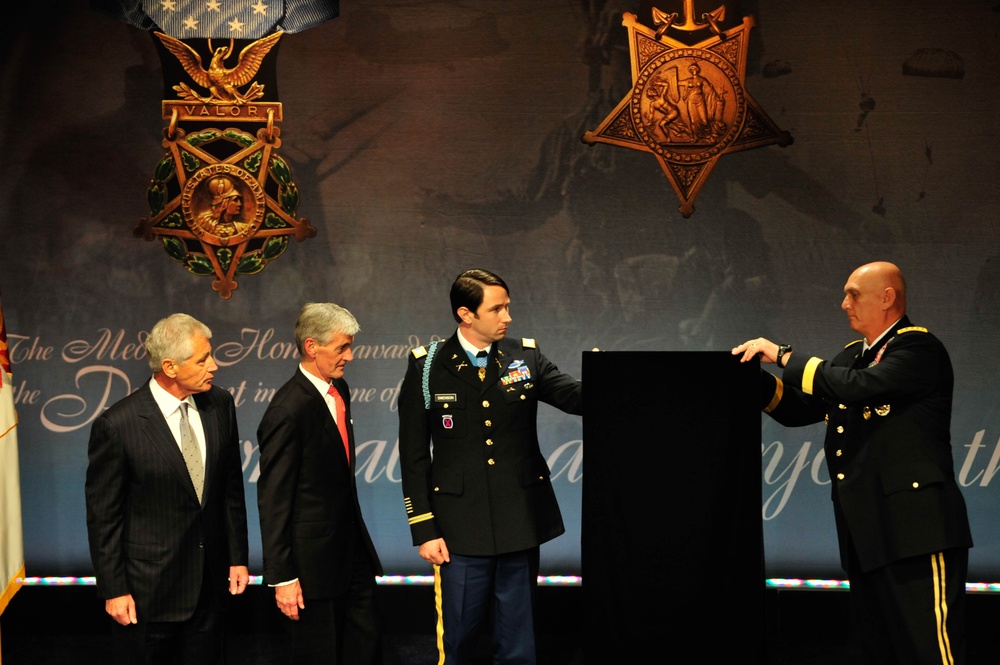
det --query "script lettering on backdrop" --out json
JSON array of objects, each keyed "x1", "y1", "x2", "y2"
[
  {"x1": 760, "y1": 432, "x2": 1000, "y2": 519},
  {"x1": 9, "y1": 326, "x2": 585, "y2": 486},
  {"x1": 9, "y1": 327, "x2": 994, "y2": 504},
  {"x1": 212, "y1": 329, "x2": 442, "y2": 482},
  {"x1": 10, "y1": 328, "x2": 438, "y2": 480}
]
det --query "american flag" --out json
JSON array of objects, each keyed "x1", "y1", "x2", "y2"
[
  {"x1": 97, "y1": 1, "x2": 340, "y2": 39},
  {"x1": 0, "y1": 290, "x2": 24, "y2": 618}
]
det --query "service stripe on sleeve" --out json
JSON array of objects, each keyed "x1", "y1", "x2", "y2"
[
  {"x1": 802, "y1": 357, "x2": 822, "y2": 395},
  {"x1": 764, "y1": 377, "x2": 784, "y2": 414},
  {"x1": 408, "y1": 512, "x2": 435, "y2": 525}
]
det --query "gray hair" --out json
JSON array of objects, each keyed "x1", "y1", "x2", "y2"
[
  {"x1": 146, "y1": 313, "x2": 213, "y2": 373},
  {"x1": 294, "y1": 303, "x2": 360, "y2": 354}
]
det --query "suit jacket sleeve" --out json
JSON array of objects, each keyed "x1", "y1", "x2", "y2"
[
  {"x1": 219, "y1": 392, "x2": 250, "y2": 566},
  {"x1": 85, "y1": 411, "x2": 131, "y2": 600},
  {"x1": 257, "y1": 399, "x2": 304, "y2": 584}
]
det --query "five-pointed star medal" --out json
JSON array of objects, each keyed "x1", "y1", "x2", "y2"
[{"x1": 582, "y1": 12, "x2": 792, "y2": 218}]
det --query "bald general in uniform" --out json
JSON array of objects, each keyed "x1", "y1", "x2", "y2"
[{"x1": 733, "y1": 261, "x2": 972, "y2": 664}]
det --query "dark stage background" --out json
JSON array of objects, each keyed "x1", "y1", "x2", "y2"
[{"x1": 1, "y1": 0, "x2": 999, "y2": 582}]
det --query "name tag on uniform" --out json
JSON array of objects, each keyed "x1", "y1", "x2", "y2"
[{"x1": 434, "y1": 393, "x2": 457, "y2": 403}]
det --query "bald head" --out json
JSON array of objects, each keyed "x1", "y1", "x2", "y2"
[
  {"x1": 854, "y1": 261, "x2": 906, "y2": 305},
  {"x1": 841, "y1": 261, "x2": 907, "y2": 342}
]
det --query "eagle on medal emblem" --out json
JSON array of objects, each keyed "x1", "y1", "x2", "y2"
[{"x1": 155, "y1": 31, "x2": 282, "y2": 105}]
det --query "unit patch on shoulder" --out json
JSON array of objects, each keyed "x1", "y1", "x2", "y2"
[
  {"x1": 897, "y1": 326, "x2": 929, "y2": 334},
  {"x1": 522, "y1": 338, "x2": 537, "y2": 349}
]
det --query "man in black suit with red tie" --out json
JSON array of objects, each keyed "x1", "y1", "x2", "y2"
[
  {"x1": 85, "y1": 313, "x2": 249, "y2": 665},
  {"x1": 257, "y1": 302, "x2": 383, "y2": 664}
]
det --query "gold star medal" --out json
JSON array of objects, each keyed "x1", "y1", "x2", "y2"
[
  {"x1": 124, "y1": 2, "x2": 333, "y2": 298},
  {"x1": 582, "y1": 3, "x2": 792, "y2": 218}
]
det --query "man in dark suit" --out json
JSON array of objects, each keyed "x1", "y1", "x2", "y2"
[
  {"x1": 398, "y1": 268, "x2": 583, "y2": 664},
  {"x1": 733, "y1": 261, "x2": 973, "y2": 664},
  {"x1": 257, "y1": 302, "x2": 383, "y2": 664},
  {"x1": 85, "y1": 313, "x2": 249, "y2": 665}
]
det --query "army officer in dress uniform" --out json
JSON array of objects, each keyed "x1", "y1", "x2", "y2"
[
  {"x1": 733, "y1": 261, "x2": 972, "y2": 665},
  {"x1": 398, "y1": 268, "x2": 583, "y2": 665}
]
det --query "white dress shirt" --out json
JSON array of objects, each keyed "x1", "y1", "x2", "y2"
[{"x1": 148, "y1": 377, "x2": 206, "y2": 462}]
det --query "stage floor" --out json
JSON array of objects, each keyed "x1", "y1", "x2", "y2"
[{"x1": 2, "y1": 583, "x2": 997, "y2": 664}]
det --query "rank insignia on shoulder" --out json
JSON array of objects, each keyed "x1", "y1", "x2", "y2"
[
  {"x1": 411, "y1": 346, "x2": 428, "y2": 359},
  {"x1": 522, "y1": 338, "x2": 537, "y2": 349},
  {"x1": 897, "y1": 326, "x2": 928, "y2": 334}
]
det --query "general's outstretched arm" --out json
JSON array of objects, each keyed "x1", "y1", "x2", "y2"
[
  {"x1": 759, "y1": 369, "x2": 828, "y2": 428},
  {"x1": 785, "y1": 334, "x2": 942, "y2": 406}
]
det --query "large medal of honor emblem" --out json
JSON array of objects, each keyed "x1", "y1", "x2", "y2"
[
  {"x1": 135, "y1": 31, "x2": 316, "y2": 299},
  {"x1": 584, "y1": 4, "x2": 792, "y2": 217}
]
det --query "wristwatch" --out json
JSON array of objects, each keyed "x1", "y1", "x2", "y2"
[{"x1": 776, "y1": 344, "x2": 792, "y2": 368}]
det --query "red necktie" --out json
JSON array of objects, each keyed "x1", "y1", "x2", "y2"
[{"x1": 328, "y1": 384, "x2": 351, "y2": 461}]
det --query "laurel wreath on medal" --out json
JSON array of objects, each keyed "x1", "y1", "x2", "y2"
[
  {"x1": 134, "y1": 32, "x2": 316, "y2": 300},
  {"x1": 136, "y1": 124, "x2": 315, "y2": 299}
]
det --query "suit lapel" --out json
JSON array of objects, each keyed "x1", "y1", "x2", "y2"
[
  {"x1": 137, "y1": 385, "x2": 202, "y2": 505},
  {"x1": 331, "y1": 379, "x2": 354, "y2": 468},
  {"x1": 495, "y1": 341, "x2": 515, "y2": 377},
  {"x1": 194, "y1": 390, "x2": 219, "y2": 502},
  {"x1": 482, "y1": 344, "x2": 505, "y2": 386},
  {"x1": 441, "y1": 335, "x2": 486, "y2": 392},
  {"x1": 293, "y1": 370, "x2": 351, "y2": 468},
  {"x1": 853, "y1": 346, "x2": 872, "y2": 368}
]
